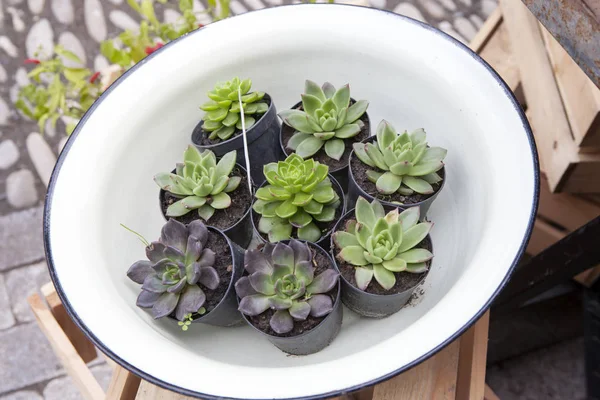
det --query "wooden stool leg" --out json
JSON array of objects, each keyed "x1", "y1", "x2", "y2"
[
  {"x1": 456, "y1": 311, "x2": 490, "y2": 400},
  {"x1": 106, "y1": 366, "x2": 142, "y2": 400}
]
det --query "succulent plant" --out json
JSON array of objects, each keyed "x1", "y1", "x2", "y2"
[
  {"x1": 154, "y1": 146, "x2": 241, "y2": 221},
  {"x1": 253, "y1": 154, "x2": 341, "y2": 243},
  {"x1": 333, "y1": 197, "x2": 433, "y2": 291},
  {"x1": 353, "y1": 120, "x2": 447, "y2": 196},
  {"x1": 235, "y1": 240, "x2": 339, "y2": 334},
  {"x1": 126, "y1": 219, "x2": 220, "y2": 321},
  {"x1": 279, "y1": 80, "x2": 369, "y2": 161},
  {"x1": 200, "y1": 77, "x2": 268, "y2": 140}
]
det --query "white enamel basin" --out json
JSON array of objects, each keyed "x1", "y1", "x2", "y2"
[{"x1": 44, "y1": 5, "x2": 538, "y2": 399}]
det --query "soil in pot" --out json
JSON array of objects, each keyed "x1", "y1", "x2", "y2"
[
  {"x1": 160, "y1": 166, "x2": 252, "y2": 231},
  {"x1": 350, "y1": 151, "x2": 445, "y2": 205},
  {"x1": 195, "y1": 94, "x2": 272, "y2": 146},
  {"x1": 246, "y1": 246, "x2": 338, "y2": 337},
  {"x1": 281, "y1": 99, "x2": 370, "y2": 172},
  {"x1": 333, "y1": 213, "x2": 432, "y2": 295}
]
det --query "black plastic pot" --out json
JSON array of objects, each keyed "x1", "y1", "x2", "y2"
[
  {"x1": 250, "y1": 174, "x2": 346, "y2": 252},
  {"x1": 158, "y1": 163, "x2": 254, "y2": 248},
  {"x1": 330, "y1": 206, "x2": 431, "y2": 318},
  {"x1": 240, "y1": 241, "x2": 342, "y2": 355},
  {"x1": 347, "y1": 136, "x2": 446, "y2": 219},
  {"x1": 191, "y1": 93, "x2": 282, "y2": 186},
  {"x1": 279, "y1": 99, "x2": 371, "y2": 193}
]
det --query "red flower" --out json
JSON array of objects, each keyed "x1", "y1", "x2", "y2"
[
  {"x1": 24, "y1": 58, "x2": 41, "y2": 65},
  {"x1": 198, "y1": 23, "x2": 204, "y2": 28},
  {"x1": 89, "y1": 71, "x2": 101, "y2": 84},
  {"x1": 145, "y1": 42, "x2": 164, "y2": 55}
]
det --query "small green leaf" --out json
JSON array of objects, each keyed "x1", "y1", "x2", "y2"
[
  {"x1": 301, "y1": 94, "x2": 322, "y2": 116},
  {"x1": 324, "y1": 139, "x2": 345, "y2": 161},
  {"x1": 295, "y1": 136, "x2": 324, "y2": 159},
  {"x1": 403, "y1": 176, "x2": 434, "y2": 194},
  {"x1": 198, "y1": 205, "x2": 215, "y2": 221},
  {"x1": 382, "y1": 257, "x2": 407, "y2": 272},
  {"x1": 289, "y1": 209, "x2": 312, "y2": 228},
  {"x1": 334, "y1": 123, "x2": 361, "y2": 139},
  {"x1": 292, "y1": 192, "x2": 313, "y2": 206},
  {"x1": 355, "y1": 266, "x2": 374, "y2": 290},
  {"x1": 209, "y1": 192, "x2": 231, "y2": 209},
  {"x1": 406, "y1": 262, "x2": 428, "y2": 273},
  {"x1": 399, "y1": 207, "x2": 420, "y2": 230},
  {"x1": 346, "y1": 100, "x2": 369, "y2": 123},
  {"x1": 224, "y1": 176, "x2": 241, "y2": 192},
  {"x1": 216, "y1": 126, "x2": 235, "y2": 140},
  {"x1": 279, "y1": 110, "x2": 313, "y2": 133},
  {"x1": 332, "y1": 84, "x2": 350, "y2": 111},
  {"x1": 275, "y1": 199, "x2": 298, "y2": 219},
  {"x1": 408, "y1": 161, "x2": 444, "y2": 176},
  {"x1": 235, "y1": 115, "x2": 255, "y2": 130},
  {"x1": 365, "y1": 143, "x2": 389, "y2": 170},
  {"x1": 287, "y1": 132, "x2": 311, "y2": 151},
  {"x1": 305, "y1": 80, "x2": 326, "y2": 102},
  {"x1": 313, "y1": 186, "x2": 335, "y2": 203},
  {"x1": 314, "y1": 131, "x2": 335, "y2": 140},
  {"x1": 353, "y1": 143, "x2": 375, "y2": 167},
  {"x1": 333, "y1": 231, "x2": 359, "y2": 248},
  {"x1": 355, "y1": 197, "x2": 376, "y2": 230},
  {"x1": 297, "y1": 222, "x2": 321, "y2": 242},
  {"x1": 376, "y1": 172, "x2": 402, "y2": 195},
  {"x1": 398, "y1": 222, "x2": 432, "y2": 253},
  {"x1": 221, "y1": 112, "x2": 239, "y2": 127},
  {"x1": 397, "y1": 248, "x2": 433, "y2": 263},
  {"x1": 373, "y1": 264, "x2": 396, "y2": 290},
  {"x1": 339, "y1": 245, "x2": 368, "y2": 266},
  {"x1": 422, "y1": 172, "x2": 443, "y2": 184}
]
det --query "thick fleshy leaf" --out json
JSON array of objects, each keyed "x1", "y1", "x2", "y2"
[
  {"x1": 399, "y1": 207, "x2": 420, "y2": 230},
  {"x1": 365, "y1": 143, "x2": 389, "y2": 170},
  {"x1": 322, "y1": 82, "x2": 336, "y2": 98},
  {"x1": 275, "y1": 199, "x2": 298, "y2": 219},
  {"x1": 397, "y1": 248, "x2": 433, "y2": 263},
  {"x1": 353, "y1": 143, "x2": 375, "y2": 167},
  {"x1": 410, "y1": 128, "x2": 426, "y2": 144},
  {"x1": 289, "y1": 239, "x2": 310, "y2": 263},
  {"x1": 290, "y1": 209, "x2": 312, "y2": 228},
  {"x1": 332, "y1": 84, "x2": 350, "y2": 111},
  {"x1": 198, "y1": 266, "x2": 219, "y2": 290},
  {"x1": 376, "y1": 172, "x2": 402, "y2": 194},
  {"x1": 197, "y1": 205, "x2": 215, "y2": 221},
  {"x1": 301, "y1": 94, "x2": 322, "y2": 116},
  {"x1": 287, "y1": 132, "x2": 311, "y2": 151},
  {"x1": 334, "y1": 123, "x2": 361, "y2": 139},
  {"x1": 346, "y1": 100, "x2": 368, "y2": 123},
  {"x1": 224, "y1": 176, "x2": 241, "y2": 193},
  {"x1": 235, "y1": 276, "x2": 257, "y2": 298},
  {"x1": 366, "y1": 170, "x2": 383, "y2": 184},
  {"x1": 376, "y1": 120, "x2": 397, "y2": 149},
  {"x1": 297, "y1": 222, "x2": 321, "y2": 242},
  {"x1": 355, "y1": 197, "x2": 376, "y2": 229},
  {"x1": 382, "y1": 257, "x2": 407, "y2": 272},
  {"x1": 304, "y1": 200, "x2": 324, "y2": 215},
  {"x1": 364, "y1": 251, "x2": 383, "y2": 264},
  {"x1": 270, "y1": 310, "x2": 294, "y2": 334},
  {"x1": 356, "y1": 223, "x2": 371, "y2": 248},
  {"x1": 244, "y1": 249, "x2": 273, "y2": 274},
  {"x1": 152, "y1": 292, "x2": 180, "y2": 319},
  {"x1": 272, "y1": 242, "x2": 294, "y2": 269},
  {"x1": 406, "y1": 262, "x2": 428, "y2": 273},
  {"x1": 188, "y1": 221, "x2": 208, "y2": 245},
  {"x1": 372, "y1": 218, "x2": 389, "y2": 236},
  {"x1": 422, "y1": 172, "x2": 443, "y2": 184},
  {"x1": 324, "y1": 139, "x2": 345, "y2": 161},
  {"x1": 398, "y1": 222, "x2": 432, "y2": 253},
  {"x1": 279, "y1": 110, "x2": 312, "y2": 133},
  {"x1": 403, "y1": 176, "x2": 434, "y2": 194},
  {"x1": 384, "y1": 209, "x2": 400, "y2": 224},
  {"x1": 127, "y1": 260, "x2": 153, "y2": 284},
  {"x1": 185, "y1": 236, "x2": 203, "y2": 266},
  {"x1": 308, "y1": 294, "x2": 334, "y2": 317},
  {"x1": 146, "y1": 242, "x2": 166, "y2": 263},
  {"x1": 263, "y1": 219, "x2": 293, "y2": 242},
  {"x1": 314, "y1": 131, "x2": 335, "y2": 140},
  {"x1": 355, "y1": 267, "x2": 374, "y2": 290},
  {"x1": 221, "y1": 111, "x2": 239, "y2": 127},
  {"x1": 175, "y1": 285, "x2": 206, "y2": 321},
  {"x1": 209, "y1": 192, "x2": 231, "y2": 209},
  {"x1": 369, "y1": 200, "x2": 384, "y2": 220},
  {"x1": 292, "y1": 192, "x2": 313, "y2": 206},
  {"x1": 373, "y1": 264, "x2": 396, "y2": 290},
  {"x1": 289, "y1": 301, "x2": 311, "y2": 320},
  {"x1": 216, "y1": 126, "x2": 235, "y2": 140},
  {"x1": 238, "y1": 294, "x2": 271, "y2": 316},
  {"x1": 180, "y1": 196, "x2": 208, "y2": 211},
  {"x1": 193, "y1": 183, "x2": 213, "y2": 197},
  {"x1": 339, "y1": 245, "x2": 368, "y2": 266},
  {"x1": 420, "y1": 147, "x2": 447, "y2": 163},
  {"x1": 409, "y1": 161, "x2": 444, "y2": 176},
  {"x1": 249, "y1": 272, "x2": 276, "y2": 295},
  {"x1": 142, "y1": 275, "x2": 170, "y2": 293},
  {"x1": 333, "y1": 231, "x2": 360, "y2": 248},
  {"x1": 295, "y1": 260, "x2": 314, "y2": 286},
  {"x1": 296, "y1": 136, "x2": 324, "y2": 159},
  {"x1": 163, "y1": 245, "x2": 184, "y2": 262},
  {"x1": 307, "y1": 269, "x2": 338, "y2": 294},
  {"x1": 269, "y1": 296, "x2": 293, "y2": 310},
  {"x1": 136, "y1": 290, "x2": 160, "y2": 308},
  {"x1": 390, "y1": 161, "x2": 412, "y2": 176},
  {"x1": 215, "y1": 150, "x2": 237, "y2": 178},
  {"x1": 160, "y1": 219, "x2": 188, "y2": 250},
  {"x1": 305, "y1": 80, "x2": 326, "y2": 102},
  {"x1": 313, "y1": 186, "x2": 335, "y2": 203}
]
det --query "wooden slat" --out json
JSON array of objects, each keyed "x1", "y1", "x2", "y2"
[
  {"x1": 541, "y1": 24, "x2": 600, "y2": 148},
  {"x1": 456, "y1": 311, "x2": 490, "y2": 400},
  {"x1": 560, "y1": 160, "x2": 600, "y2": 193},
  {"x1": 484, "y1": 384, "x2": 501, "y2": 400},
  {"x1": 27, "y1": 293, "x2": 105, "y2": 400},
  {"x1": 134, "y1": 381, "x2": 194, "y2": 400},
  {"x1": 371, "y1": 341, "x2": 460, "y2": 399},
  {"x1": 106, "y1": 366, "x2": 142, "y2": 400},
  {"x1": 500, "y1": 0, "x2": 600, "y2": 192},
  {"x1": 40, "y1": 282, "x2": 97, "y2": 363},
  {"x1": 469, "y1": 7, "x2": 502, "y2": 53}
]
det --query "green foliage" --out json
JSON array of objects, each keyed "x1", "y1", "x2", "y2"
[
  {"x1": 199, "y1": 77, "x2": 268, "y2": 141},
  {"x1": 154, "y1": 146, "x2": 241, "y2": 221},
  {"x1": 353, "y1": 120, "x2": 447, "y2": 196},
  {"x1": 253, "y1": 154, "x2": 341, "y2": 243},
  {"x1": 280, "y1": 80, "x2": 369, "y2": 161},
  {"x1": 333, "y1": 198, "x2": 433, "y2": 291},
  {"x1": 15, "y1": 45, "x2": 102, "y2": 135}
]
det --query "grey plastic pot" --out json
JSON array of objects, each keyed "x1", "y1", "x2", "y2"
[
  {"x1": 191, "y1": 93, "x2": 282, "y2": 186},
  {"x1": 278, "y1": 99, "x2": 371, "y2": 193},
  {"x1": 240, "y1": 241, "x2": 343, "y2": 355},
  {"x1": 250, "y1": 174, "x2": 346, "y2": 252},
  {"x1": 346, "y1": 136, "x2": 446, "y2": 219},
  {"x1": 330, "y1": 206, "x2": 431, "y2": 318},
  {"x1": 158, "y1": 163, "x2": 254, "y2": 248}
]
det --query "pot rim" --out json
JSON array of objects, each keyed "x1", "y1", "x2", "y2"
[
  {"x1": 348, "y1": 135, "x2": 446, "y2": 208},
  {"x1": 192, "y1": 93, "x2": 274, "y2": 149},
  {"x1": 250, "y1": 173, "x2": 347, "y2": 246},
  {"x1": 158, "y1": 162, "x2": 253, "y2": 234},
  {"x1": 330, "y1": 207, "x2": 432, "y2": 298},
  {"x1": 278, "y1": 98, "x2": 370, "y2": 174},
  {"x1": 238, "y1": 240, "x2": 342, "y2": 340}
]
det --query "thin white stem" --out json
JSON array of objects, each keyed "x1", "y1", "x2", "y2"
[{"x1": 238, "y1": 88, "x2": 253, "y2": 193}]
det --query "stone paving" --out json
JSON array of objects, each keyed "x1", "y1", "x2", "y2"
[{"x1": 0, "y1": 0, "x2": 587, "y2": 398}]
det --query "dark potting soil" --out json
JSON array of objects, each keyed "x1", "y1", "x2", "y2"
[
  {"x1": 252, "y1": 181, "x2": 344, "y2": 244},
  {"x1": 349, "y1": 151, "x2": 445, "y2": 205},
  {"x1": 247, "y1": 246, "x2": 338, "y2": 337},
  {"x1": 281, "y1": 100, "x2": 370, "y2": 172},
  {"x1": 196, "y1": 94, "x2": 272, "y2": 146},
  {"x1": 190, "y1": 230, "x2": 232, "y2": 319},
  {"x1": 160, "y1": 167, "x2": 251, "y2": 231},
  {"x1": 332, "y1": 215, "x2": 432, "y2": 295}
]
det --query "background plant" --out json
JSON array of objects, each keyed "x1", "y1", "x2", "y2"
[
  {"x1": 353, "y1": 120, "x2": 447, "y2": 196},
  {"x1": 199, "y1": 77, "x2": 268, "y2": 140},
  {"x1": 154, "y1": 146, "x2": 240, "y2": 221},
  {"x1": 235, "y1": 240, "x2": 339, "y2": 334},
  {"x1": 280, "y1": 80, "x2": 369, "y2": 161},
  {"x1": 333, "y1": 197, "x2": 433, "y2": 290},
  {"x1": 253, "y1": 154, "x2": 341, "y2": 242},
  {"x1": 126, "y1": 219, "x2": 219, "y2": 321}
]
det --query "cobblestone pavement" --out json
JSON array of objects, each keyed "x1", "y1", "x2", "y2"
[{"x1": 0, "y1": 0, "x2": 586, "y2": 398}]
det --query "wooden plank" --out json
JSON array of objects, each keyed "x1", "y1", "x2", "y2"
[
  {"x1": 484, "y1": 384, "x2": 500, "y2": 400},
  {"x1": 106, "y1": 366, "x2": 142, "y2": 400},
  {"x1": 526, "y1": 218, "x2": 566, "y2": 256},
  {"x1": 40, "y1": 282, "x2": 97, "y2": 363},
  {"x1": 456, "y1": 311, "x2": 490, "y2": 400},
  {"x1": 134, "y1": 381, "x2": 194, "y2": 400},
  {"x1": 371, "y1": 340, "x2": 459, "y2": 399},
  {"x1": 500, "y1": 0, "x2": 600, "y2": 192},
  {"x1": 27, "y1": 293, "x2": 105, "y2": 400},
  {"x1": 541, "y1": 24, "x2": 600, "y2": 148},
  {"x1": 560, "y1": 160, "x2": 600, "y2": 193},
  {"x1": 469, "y1": 7, "x2": 502, "y2": 53}
]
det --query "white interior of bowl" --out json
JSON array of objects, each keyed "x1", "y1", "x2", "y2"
[{"x1": 46, "y1": 5, "x2": 536, "y2": 399}]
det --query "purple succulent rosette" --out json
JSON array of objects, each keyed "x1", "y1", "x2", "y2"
[
  {"x1": 126, "y1": 219, "x2": 220, "y2": 321},
  {"x1": 235, "y1": 240, "x2": 339, "y2": 334}
]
